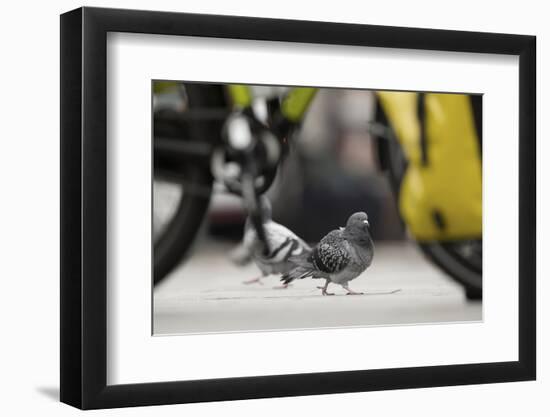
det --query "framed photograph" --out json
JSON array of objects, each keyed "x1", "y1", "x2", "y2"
[{"x1": 60, "y1": 7, "x2": 536, "y2": 409}]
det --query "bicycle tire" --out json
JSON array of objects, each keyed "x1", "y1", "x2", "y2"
[{"x1": 153, "y1": 84, "x2": 227, "y2": 285}]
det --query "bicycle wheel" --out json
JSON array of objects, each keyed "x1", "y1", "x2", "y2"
[
  {"x1": 419, "y1": 240, "x2": 482, "y2": 299},
  {"x1": 153, "y1": 83, "x2": 228, "y2": 285},
  {"x1": 375, "y1": 99, "x2": 482, "y2": 300}
]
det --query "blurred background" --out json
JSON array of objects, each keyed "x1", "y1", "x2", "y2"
[
  {"x1": 207, "y1": 88, "x2": 403, "y2": 242},
  {"x1": 152, "y1": 82, "x2": 482, "y2": 335}
]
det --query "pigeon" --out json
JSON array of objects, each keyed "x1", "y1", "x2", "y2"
[
  {"x1": 232, "y1": 196, "x2": 311, "y2": 286},
  {"x1": 281, "y1": 212, "x2": 374, "y2": 295}
]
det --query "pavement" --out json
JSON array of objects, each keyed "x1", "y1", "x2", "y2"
[{"x1": 153, "y1": 239, "x2": 481, "y2": 335}]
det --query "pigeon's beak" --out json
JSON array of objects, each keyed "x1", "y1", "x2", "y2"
[{"x1": 363, "y1": 220, "x2": 370, "y2": 228}]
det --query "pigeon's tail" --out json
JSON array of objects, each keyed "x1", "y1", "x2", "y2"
[
  {"x1": 287, "y1": 251, "x2": 310, "y2": 267},
  {"x1": 280, "y1": 264, "x2": 314, "y2": 284}
]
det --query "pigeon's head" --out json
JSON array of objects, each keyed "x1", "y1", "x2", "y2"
[{"x1": 344, "y1": 212, "x2": 372, "y2": 243}]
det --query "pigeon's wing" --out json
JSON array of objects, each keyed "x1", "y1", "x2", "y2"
[
  {"x1": 266, "y1": 222, "x2": 310, "y2": 253},
  {"x1": 309, "y1": 229, "x2": 350, "y2": 273},
  {"x1": 260, "y1": 221, "x2": 309, "y2": 264}
]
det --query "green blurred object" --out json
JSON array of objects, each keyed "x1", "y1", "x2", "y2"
[
  {"x1": 227, "y1": 84, "x2": 253, "y2": 107},
  {"x1": 153, "y1": 81, "x2": 179, "y2": 94},
  {"x1": 281, "y1": 87, "x2": 317, "y2": 122}
]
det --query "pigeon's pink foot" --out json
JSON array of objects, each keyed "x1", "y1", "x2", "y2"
[
  {"x1": 242, "y1": 277, "x2": 263, "y2": 285},
  {"x1": 343, "y1": 285, "x2": 363, "y2": 295},
  {"x1": 272, "y1": 284, "x2": 289, "y2": 290},
  {"x1": 317, "y1": 285, "x2": 334, "y2": 296},
  {"x1": 317, "y1": 279, "x2": 334, "y2": 295}
]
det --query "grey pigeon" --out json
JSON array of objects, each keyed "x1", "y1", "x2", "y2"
[
  {"x1": 233, "y1": 197, "x2": 311, "y2": 286},
  {"x1": 281, "y1": 212, "x2": 374, "y2": 295}
]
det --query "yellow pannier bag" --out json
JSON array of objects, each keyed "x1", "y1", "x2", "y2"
[{"x1": 377, "y1": 92, "x2": 482, "y2": 241}]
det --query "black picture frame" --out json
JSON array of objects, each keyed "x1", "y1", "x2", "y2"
[{"x1": 60, "y1": 6, "x2": 536, "y2": 410}]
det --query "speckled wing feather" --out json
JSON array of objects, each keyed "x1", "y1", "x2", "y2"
[{"x1": 309, "y1": 229, "x2": 350, "y2": 273}]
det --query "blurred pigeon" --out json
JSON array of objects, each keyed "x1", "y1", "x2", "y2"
[
  {"x1": 281, "y1": 212, "x2": 374, "y2": 295},
  {"x1": 232, "y1": 197, "x2": 311, "y2": 287}
]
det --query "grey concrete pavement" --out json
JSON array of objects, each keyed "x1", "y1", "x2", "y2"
[{"x1": 153, "y1": 239, "x2": 481, "y2": 335}]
